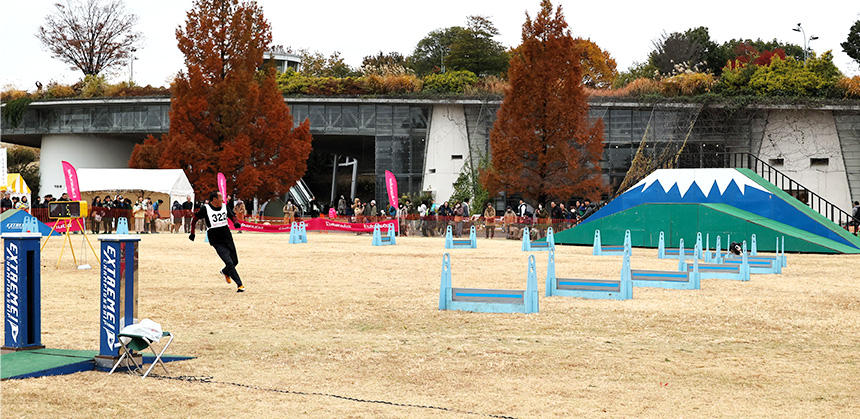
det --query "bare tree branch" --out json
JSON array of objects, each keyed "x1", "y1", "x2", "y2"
[{"x1": 37, "y1": 0, "x2": 141, "y2": 76}]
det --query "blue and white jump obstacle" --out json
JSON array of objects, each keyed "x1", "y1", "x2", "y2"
[
  {"x1": 658, "y1": 231, "x2": 703, "y2": 259},
  {"x1": 722, "y1": 239, "x2": 782, "y2": 274},
  {"x1": 546, "y1": 249, "x2": 632, "y2": 300},
  {"x1": 709, "y1": 235, "x2": 786, "y2": 269},
  {"x1": 632, "y1": 243, "x2": 701, "y2": 290},
  {"x1": 681, "y1": 241, "x2": 750, "y2": 281},
  {"x1": 444, "y1": 225, "x2": 476, "y2": 249},
  {"x1": 592, "y1": 229, "x2": 630, "y2": 256},
  {"x1": 115, "y1": 217, "x2": 130, "y2": 235},
  {"x1": 371, "y1": 224, "x2": 396, "y2": 246},
  {"x1": 522, "y1": 227, "x2": 555, "y2": 252},
  {"x1": 438, "y1": 253, "x2": 539, "y2": 314},
  {"x1": 19, "y1": 216, "x2": 40, "y2": 233},
  {"x1": 289, "y1": 221, "x2": 308, "y2": 244}
]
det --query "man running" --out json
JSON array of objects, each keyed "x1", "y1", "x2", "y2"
[{"x1": 189, "y1": 191, "x2": 245, "y2": 292}]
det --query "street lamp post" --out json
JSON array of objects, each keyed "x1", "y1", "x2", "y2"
[
  {"x1": 129, "y1": 48, "x2": 138, "y2": 84},
  {"x1": 792, "y1": 23, "x2": 818, "y2": 62}
]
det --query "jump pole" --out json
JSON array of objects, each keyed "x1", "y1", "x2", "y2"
[
  {"x1": 2, "y1": 232, "x2": 45, "y2": 352},
  {"x1": 94, "y1": 234, "x2": 141, "y2": 369}
]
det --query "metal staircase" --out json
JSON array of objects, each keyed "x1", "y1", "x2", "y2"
[{"x1": 676, "y1": 152, "x2": 859, "y2": 235}]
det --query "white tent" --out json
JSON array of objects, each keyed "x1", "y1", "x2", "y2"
[
  {"x1": 1, "y1": 173, "x2": 31, "y2": 198},
  {"x1": 77, "y1": 168, "x2": 195, "y2": 213}
]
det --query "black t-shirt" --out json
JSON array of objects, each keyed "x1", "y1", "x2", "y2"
[{"x1": 193, "y1": 204, "x2": 238, "y2": 245}]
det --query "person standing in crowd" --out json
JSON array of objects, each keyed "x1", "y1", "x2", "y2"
[
  {"x1": 461, "y1": 198, "x2": 471, "y2": 233},
  {"x1": 189, "y1": 191, "x2": 245, "y2": 292},
  {"x1": 535, "y1": 203, "x2": 549, "y2": 238},
  {"x1": 182, "y1": 196, "x2": 194, "y2": 233},
  {"x1": 550, "y1": 201, "x2": 561, "y2": 222},
  {"x1": 558, "y1": 203, "x2": 571, "y2": 229},
  {"x1": 503, "y1": 206, "x2": 516, "y2": 239},
  {"x1": 483, "y1": 202, "x2": 496, "y2": 239},
  {"x1": 16, "y1": 196, "x2": 30, "y2": 212},
  {"x1": 133, "y1": 197, "x2": 146, "y2": 233},
  {"x1": 851, "y1": 200, "x2": 860, "y2": 234},
  {"x1": 337, "y1": 195, "x2": 347, "y2": 216},
  {"x1": 369, "y1": 200, "x2": 378, "y2": 221},
  {"x1": 153, "y1": 199, "x2": 163, "y2": 233},
  {"x1": 233, "y1": 197, "x2": 246, "y2": 234},
  {"x1": 0, "y1": 192, "x2": 12, "y2": 211},
  {"x1": 91, "y1": 196, "x2": 102, "y2": 234},
  {"x1": 40, "y1": 195, "x2": 54, "y2": 211},
  {"x1": 171, "y1": 200, "x2": 183, "y2": 233},
  {"x1": 351, "y1": 198, "x2": 362, "y2": 222},
  {"x1": 453, "y1": 202, "x2": 464, "y2": 237},
  {"x1": 517, "y1": 199, "x2": 529, "y2": 220},
  {"x1": 143, "y1": 197, "x2": 153, "y2": 234},
  {"x1": 397, "y1": 203, "x2": 408, "y2": 236},
  {"x1": 581, "y1": 199, "x2": 595, "y2": 220},
  {"x1": 418, "y1": 201, "x2": 428, "y2": 236},
  {"x1": 282, "y1": 200, "x2": 297, "y2": 225},
  {"x1": 101, "y1": 195, "x2": 113, "y2": 233}
]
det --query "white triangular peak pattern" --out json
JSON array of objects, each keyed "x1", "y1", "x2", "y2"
[{"x1": 630, "y1": 168, "x2": 768, "y2": 198}]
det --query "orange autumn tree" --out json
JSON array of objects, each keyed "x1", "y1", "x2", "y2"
[
  {"x1": 129, "y1": 0, "x2": 312, "y2": 197},
  {"x1": 575, "y1": 38, "x2": 618, "y2": 89},
  {"x1": 481, "y1": 0, "x2": 605, "y2": 203}
]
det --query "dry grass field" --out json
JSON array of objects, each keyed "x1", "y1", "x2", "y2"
[{"x1": 2, "y1": 231, "x2": 859, "y2": 418}]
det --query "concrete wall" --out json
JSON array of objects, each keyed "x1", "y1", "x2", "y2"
[
  {"x1": 757, "y1": 110, "x2": 853, "y2": 214},
  {"x1": 40, "y1": 134, "x2": 136, "y2": 198},
  {"x1": 422, "y1": 104, "x2": 469, "y2": 203}
]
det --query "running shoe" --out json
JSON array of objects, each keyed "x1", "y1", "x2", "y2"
[
  {"x1": 220, "y1": 269, "x2": 231, "y2": 284},
  {"x1": 236, "y1": 285, "x2": 245, "y2": 293}
]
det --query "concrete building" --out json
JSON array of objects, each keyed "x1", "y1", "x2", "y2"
[
  {"x1": 263, "y1": 46, "x2": 301, "y2": 73},
  {"x1": 2, "y1": 97, "x2": 859, "y2": 223}
]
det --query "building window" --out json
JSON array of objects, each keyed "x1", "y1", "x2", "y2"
[
  {"x1": 810, "y1": 158, "x2": 829, "y2": 166},
  {"x1": 451, "y1": 155, "x2": 463, "y2": 160},
  {"x1": 769, "y1": 158, "x2": 784, "y2": 166},
  {"x1": 428, "y1": 169, "x2": 436, "y2": 174}
]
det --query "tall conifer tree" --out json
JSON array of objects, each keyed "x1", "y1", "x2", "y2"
[
  {"x1": 130, "y1": 0, "x2": 312, "y2": 197},
  {"x1": 482, "y1": 0, "x2": 605, "y2": 203}
]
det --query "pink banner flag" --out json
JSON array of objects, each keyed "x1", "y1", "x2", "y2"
[
  {"x1": 385, "y1": 170, "x2": 398, "y2": 209},
  {"x1": 217, "y1": 172, "x2": 227, "y2": 201},
  {"x1": 61, "y1": 161, "x2": 81, "y2": 201}
]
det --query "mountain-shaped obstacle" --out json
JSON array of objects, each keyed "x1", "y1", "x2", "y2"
[{"x1": 555, "y1": 168, "x2": 860, "y2": 254}]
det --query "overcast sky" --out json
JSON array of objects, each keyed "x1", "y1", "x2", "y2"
[{"x1": 1, "y1": 0, "x2": 858, "y2": 89}]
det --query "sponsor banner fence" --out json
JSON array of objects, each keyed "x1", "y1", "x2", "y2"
[{"x1": 231, "y1": 218, "x2": 398, "y2": 233}]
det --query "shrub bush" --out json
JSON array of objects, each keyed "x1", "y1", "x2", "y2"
[
  {"x1": 104, "y1": 82, "x2": 170, "y2": 97},
  {"x1": 719, "y1": 51, "x2": 842, "y2": 97},
  {"x1": 41, "y1": 82, "x2": 77, "y2": 99},
  {"x1": 1, "y1": 88, "x2": 29, "y2": 101},
  {"x1": 660, "y1": 72, "x2": 715, "y2": 96},
  {"x1": 624, "y1": 77, "x2": 663, "y2": 96},
  {"x1": 2, "y1": 97, "x2": 33, "y2": 127},
  {"x1": 464, "y1": 75, "x2": 508, "y2": 96},
  {"x1": 79, "y1": 74, "x2": 108, "y2": 98},
  {"x1": 422, "y1": 70, "x2": 479, "y2": 94},
  {"x1": 362, "y1": 74, "x2": 422, "y2": 94},
  {"x1": 838, "y1": 76, "x2": 860, "y2": 98}
]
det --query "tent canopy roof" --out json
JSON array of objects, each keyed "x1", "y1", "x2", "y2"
[
  {"x1": 77, "y1": 168, "x2": 194, "y2": 200},
  {"x1": 1, "y1": 173, "x2": 31, "y2": 195}
]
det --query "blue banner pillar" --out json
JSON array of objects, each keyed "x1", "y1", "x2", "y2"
[
  {"x1": 2, "y1": 232, "x2": 44, "y2": 351},
  {"x1": 96, "y1": 234, "x2": 140, "y2": 363}
]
